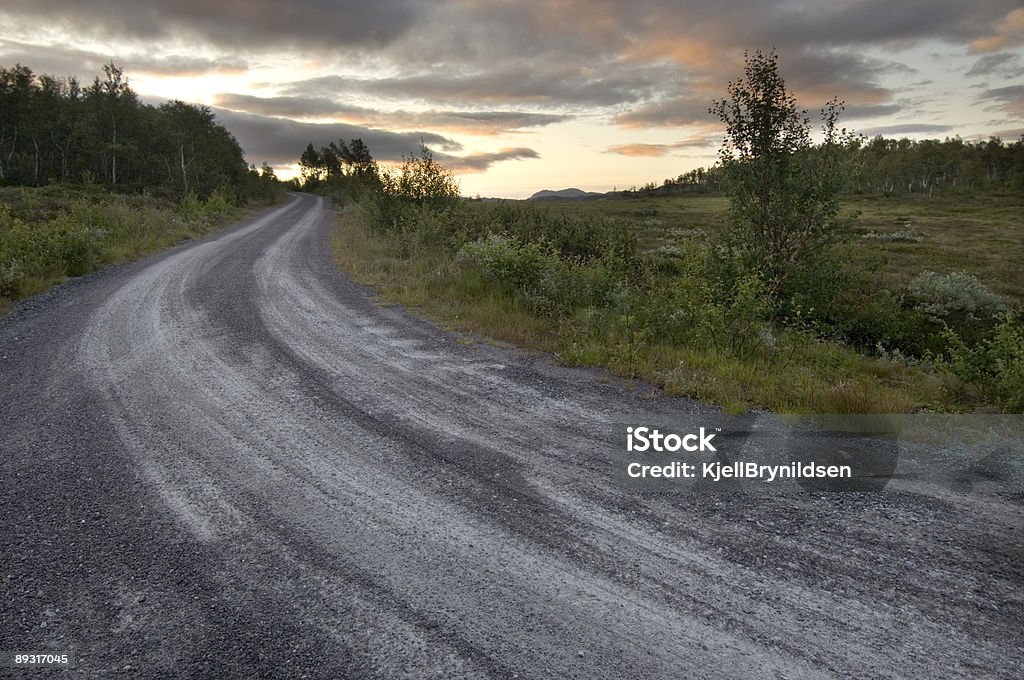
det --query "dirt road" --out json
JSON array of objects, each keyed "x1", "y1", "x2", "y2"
[{"x1": 2, "y1": 194, "x2": 1021, "y2": 678}]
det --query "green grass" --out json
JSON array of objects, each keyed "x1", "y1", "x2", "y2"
[
  {"x1": 331, "y1": 201, "x2": 970, "y2": 414},
  {"x1": 542, "y1": 191, "x2": 1024, "y2": 302},
  {"x1": 0, "y1": 185, "x2": 271, "y2": 311}
]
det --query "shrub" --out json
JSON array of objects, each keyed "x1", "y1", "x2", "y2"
[
  {"x1": 50, "y1": 220, "x2": 105, "y2": 276},
  {"x1": 365, "y1": 144, "x2": 461, "y2": 232},
  {"x1": 456, "y1": 231, "x2": 632, "y2": 318},
  {"x1": 479, "y1": 202, "x2": 636, "y2": 262},
  {"x1": 177, "y1": 193, "x2": 206, "y2": 223},
  {"x1": 940, "y1": 311, "x2": 1024, "y2": 411},
  {"x1": 0, "y1": 258, "x2": 21, "y2": 298},
  {"x1": 203, "y1": 187, "x2": 235, "y2": 218},
  {"x1": 710, "y1": 49, "x2": 859, "y2": 305},
  {"x1": 906, "y1": 270, "x2": 1008, "y2": 322}
]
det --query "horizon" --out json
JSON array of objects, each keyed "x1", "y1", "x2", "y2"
[{"x1": 2, "y1": 1, "x2": 1022, "y2": 199}]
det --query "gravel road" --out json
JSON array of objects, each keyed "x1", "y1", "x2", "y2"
[{"x1": 2, "y1": 193, "x2": 1021, "y2": 678}]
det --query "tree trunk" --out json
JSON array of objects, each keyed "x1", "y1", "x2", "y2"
[
  {"x1": 111, "y1": 122, "x2": 117, "y2": 185},
  {"x1": 179, "y1": 143, "x2": 189, "y2": 194},
  {"x1": 32, "y1": 136, "x2": 40, "y2": 184}
]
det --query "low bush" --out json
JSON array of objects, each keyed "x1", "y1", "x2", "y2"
[
  {"x1": 938, "y1": 312, "x2": 1024, "y2": 411},
  {"x1": 0, "y1": 187, "x2": 246, "y2": 305},
  {"x1": 907, "y1": 270, "x2": 1008, "y2": 324}
]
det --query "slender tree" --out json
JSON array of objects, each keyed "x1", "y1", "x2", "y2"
[{"x1": 710, "y1": 49, "x2": 859, "y2": 297}]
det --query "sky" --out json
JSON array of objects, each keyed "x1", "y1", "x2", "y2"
[{"x1": 1, "y1": 1, "x2": 1023, "y2": 198}]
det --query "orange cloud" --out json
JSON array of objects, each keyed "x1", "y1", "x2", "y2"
[
  {"x1": 607, "y1": 129, "x2": 722, "y2": 156},
  {"x1": 971, "y1": 8, "x2": 1024, "y2": 52},
  {"x1": 606, "y1": 143, "x2": 673, "y2": 157}
]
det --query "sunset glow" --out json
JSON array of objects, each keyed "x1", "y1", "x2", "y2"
[{"x1": 2, "y1": 1, "x2": 1022, "y2": 197}]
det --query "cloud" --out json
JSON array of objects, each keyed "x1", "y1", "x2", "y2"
[
  {"x1": 215, "y1": 93, "x2": 371, "y2": 119},
  {"x1": 435, "y1": 148, "x2": 541, "y2": 174},
  {"x1": 283, "y1": 67, "x2": 656, "y2": 107},
  {"x1": 966, "y1": 52, "x2": 1021, "y2": 78},
  {"x1": 0, "y1": 38, "x2": 246, "y2": 78},
  {"x1": 991, "y1": 127, "x2": 1024, "y2": 140},
  {"x1": 859, "y1": 123, "x2": 954, "y2": 137},
  {"x1": 210, "y1": 108, "x2": 538, "y2": 175},
  {"x1": 5, "y1": 0, "x2": 1018, "y2": 129},
  {"x1": 605, "y1": 143, "x2": 676, "y2": 158},
  {"x1": 615, "y1": 48, "x2": 898, "y2": 130},
  {"x1": 981, "y1": 84, "x2": 1024, "y2": 117},
  {"x1": 214, "y1": 93, "x2": 569, "y2": 134},
  {"x1": 840, "y1": 103, "x2": 904, "y2": 120},
  {"x1": 606, "y1": 133, "x2": 721, "y2": 157},
  {"x1": 2, "y1": 0, "x2": 1022, "y2": 187},
  {"x1": 616, "y1": 97, "x2": 717, "y2": 129},
  {"x1": 763, "y1": 0, "x2": 993, "y2": 48},
  {"x1": 210, "y1": 107, "x2": 457, "y2": 166},
  {"x1": 0, "y1": 0, "x2": 423, "y2": 51},
  {"x1": 970, "y1": 7, "x2": 1024, "y2": 52},
  {"x1": 773, "y1": 50, "x2": 896, "y2": 104}
]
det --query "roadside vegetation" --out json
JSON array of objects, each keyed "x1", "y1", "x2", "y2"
[
  {"x1": 0, "y1": 63, "x2": 284, "y2": 310},
  {"x1": 307, "y1": 52, "x2": 1022, "y2": 414},
  {"x1": 0, "y1": 185, "x2": 263, "y2": 307}
]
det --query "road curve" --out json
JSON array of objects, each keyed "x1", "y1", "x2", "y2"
[{"x1": 2, "y1": 193, "x2": 1021, "y2": 678}]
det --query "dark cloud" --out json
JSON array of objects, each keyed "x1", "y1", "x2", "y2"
[
  {"x1": 614, "y1": 0, "x2": 1022, "y2": 54},
  {"x1": 775, "y1": 50, "x2": 895, "y2": 103},
  {"x1": 615, "y1": 47, "x2": 899, "y2": 129},
  {"x1": 2, "y1": 0, "x2": 1021, "y2": 171},
  {"x1": 214, "y1": 93, "x2": 569, "y2": 134},
  {"x1": 981, "y1": 84, "x2": 1024, "y2": 117},
  {"x1": 762, "y1": 0, "x2": 1001, "y2": 48},
  {"x1": 0, "y1": 38, "x2": 246, "y2": 78},
  {"x1": 991, "y1": 127, "x2": 1024, "y2": 140},
  {"x1": 966, "y1": 52, "x2": 1020, "y2": 77},
  {"x1": 283, "y1": 67, "x2": 656, "y2": 107},
  {"x1": 983, "y1": 84, "x2": 1024, "y2": 102},
  {"x1": 211, "y1": 108, "x2": 538, "y2": 174},
  {"x1": 210, "y1": 107, "x2": 458, "y2": 167},
  {"x1": 616, "y1": 97, "x2": 717, "y2": 128},
  {"x1": 859, "y1": 123, "x2": 954, "y2": 136},
  {"x1": 0, "y1": 1, "x2": 421, "y2": 51},
  {"x1": 840, "y1": 103, "x2": 904, "y2": 120},
  {"x1": 215, "y1": 93, "x2": 370, "y2": 119}
]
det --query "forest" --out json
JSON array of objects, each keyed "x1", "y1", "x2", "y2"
[
  {"x1": 0, "y1": 62, "x2": 282, "y2": 307},
  {"x1": 0, "y1": 62, "x2": 278, "y2": 201},
  {"x1": 646, "y1": 134, "x2": 1024, "y2": 196}
]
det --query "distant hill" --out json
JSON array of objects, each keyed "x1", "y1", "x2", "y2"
[{"x1": 528, "y1": 187, "x2": 605, "y2": 201}]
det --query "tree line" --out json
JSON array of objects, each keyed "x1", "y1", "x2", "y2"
[
  {"x1": 639, "y1": 134, "x2": 1024, "y2": 197},
  {"x1": 0, "y1": 62, "x2": 279, "y2": 201},
  {"x1": 296, "y1": 138, "x2": 382, "y2": 201}
]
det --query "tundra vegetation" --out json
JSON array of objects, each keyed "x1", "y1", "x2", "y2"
[
  {"x1": 312, "y1": 49, "x2": 1021, "y2": 414},
  {"x1": 0, "y1": 62, "x2": 283, "y2": 308}
]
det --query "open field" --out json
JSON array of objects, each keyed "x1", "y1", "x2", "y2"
[
  {"x1": 541, "y1": 192, "x2": 1024, "y2": 302},
  {"x1": 333, "y1": 191, "x2": 1023, "y2": 414}
]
